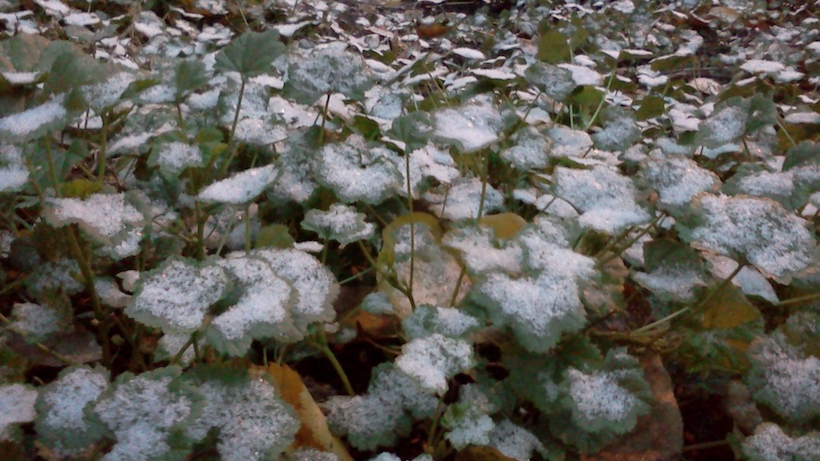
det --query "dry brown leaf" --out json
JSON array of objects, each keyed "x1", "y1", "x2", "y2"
[{"x1": 259, "y1": 363, "x2": 354, "y2": 461}]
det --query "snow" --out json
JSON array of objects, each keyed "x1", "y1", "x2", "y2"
[
  {"x1": 557, "y1": 63, "x2": 603, "y2": 86},
  {"x1": 742, "y1": 423, "x2": 820, "y2": 461},
  {"x1": 547, "y1": 125, "x2": 594, "y2": 158},
  {"x1": 699, "y1": 104, "x2": 746, "y2": 146},
  {"x1": 38, "y1": 366, "x2": 108, "y2": 454},
  {"x1": 425, "y1": 177, "x2": 505, "y2": 220},
  {"x1": 567, "y1": 368, "x2": 638, "y2": 422},
  {"x1": 443, "y1": 224, "x2": 523, "y2": 275},
  {"x1": 643, "y1": 157, "x2": 721, "y2": 207},
  {"x1": 690, "y1": 194, "x2": 816, "y2": 281},
  {"x1": 451, "y1": 47, "x2": 486, "y2": 60},
  {"x1": 402, "y1": 305, "x2": 480, "y2": 340},
  {"x1": 9, "y1": 302, "x2": 64, "y2": 340},
  {"x1": 501, "y1": 126, "x2": 551, "y2": 170},
  {"x1": 704, "y1": 253, "x2": 778, "y2": 304},
  {"x1": 126, "y1": 258, "x2": 230, "y2": 334},
  {"x1": 395, "y1": 333, "x2": 474, "y2": 394},
  {"x1": 63, "y1": 12, "x2": 101, "y2": 27},
  {"x1": 0, "y1": 383, "x2": 37, "y2": 441},
  {"x1": 316, "y1": 135, "x2": 402, "y2": 204},
  {"x1": 0, "y1": 157, "x2": 28, "y2": 192},
  {"x1": 0, "y1": 71, "x2": 39, "y2": 84},
  {"x1": 198, "y1": 164, "x2": 279, "y2": 204},
  {"x1": 155, "y1": 142, "x2": 203, "y2": 173},
  {"x1": 554, "y1": 166, "x2": 650, "y2": 233},
  {"x1": 302, "y1": 203, "x2": 375, "y2": 247},
  {"x1": 471, "y1": 68, "x2": 517, "y2": 80},
  {"x1": 488, "y1": 420, "x2": 547, "y2": 461},
  {"x1": 432, "y1": 98, "x2": 503, "y2": 153},
  {"x1": 400, "y1": 144, "x2": 460, "y2": 197},
  {"x1": 633, "y1": 266, "x2": 706, "y2": 301},
  {"x1": 740, "y1": 59, "x2": 786, "y2": 75},
  {"x1": 784, "y1": 111, "x2": 820, "y2": 124},
  {"x1": 0, "y1": 94, "x2": 67, "y2": 141}
]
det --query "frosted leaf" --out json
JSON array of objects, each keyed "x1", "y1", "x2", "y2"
[
  {"x1": 0, "y1": 383, "x2": 37, "y2": 441},
  {"x1": 95, "y1": 278, "x2": 131, "y2": 308},
  {"x1": 326, "y1": 364, "x2": 437, "y2": 450},
  {"x1": 108, "y1": 122, "x2": 176, "y2": 156},
  {"x1": 747, "y1": 332, "x2": 819, "y2": 424},
  {"x1": 198, "y1": 164, "x2": 279, "y2": 205},
  {"x1": 0, "y1": 145, "x2": 28, "y2": 192},
  {"x1": 234, "y1": 118, "x2": 288, "y2": 146},
  {"x1": 126, "y1": 257, "x2": 230, "y2": 334},
  {"x1": 501, "y1": 126, "x2": 552, "y2": 170},
  {"x1": 723, "y1": 166, "x2": 795, "y2": 206},
  {"x1": 642, "y1": 157, "x2": 721, "y2": 209},
  {"x1": 360, "y1": 291, "x2": 395, "y2": 315},
  {"x1": 153, "y1": 142, "x2": 203, "y2": 173},
  {"x1": 36, "y1": 366, "x2": 109, "y2": 455},
  {"x1": 302, "y1": 203, "x2": 375, "y2": 248},
  {"x1": 452, "y1": 47, "x2": 486, "y2": 60},
  {"x1": 0, "y1": 94, "x2": 67, "y2": 142},
  {"x1": 82, "y1": 72, "x2": 136, "y2": 111},
  {"x1": 554, "y1": 166, "x2": 650, "y2": 233},
  {"x1": 447, "y1": 414, "x2": 494, "y2": 449},
  {"x1": 557, "y1": 64, "x2": 603, "y2": 86},
  {"x1": 697, "y1": 104, "x2": 746, "y2": 147},
  {"x1": 45, "y1": 193, "x2": 146, "y2": 258},
  {"x1": 396, "y1": 334, "x2": 475, "y2": 394},
  {"x1": 155, "y1": 332, "x2": 199, "y2": 365},
  {"x1": 444, "y1": 384, "x2": 499, "y2": 449},
  {"x1": 425, "y1": 177, "x2": 504, "y2": 220},
  {"x1": 402, "y1": 305, "x2": 480, "y2": 340},
  {"x1": 488, "y1": 420, "x2": 547, "y2": 461},
  {"x1": 208, "y1": 254, "x2": 297, "y2": 355},
  {"x1": 591, "y1": 107, "x2": 640, "y2": 152},
  {"x1": 285, "y1": 42, "x2": 374, "y2": 104},
  {"x1": 443, "y1": 224, "x2": 523, "y2": 275},
  {"x1": 687, "y1": 194, "x2": 817, "y2": 281},
  {"x1": 184, "y1": 367, "x2": 299, "y2": 461},
  {"x1": 518, "y1": 232, "x2": 595, "y2": 277},
  {"x1": 704, "y1": 253, "x2": 778, "y2": 304},
  {"x1": 742, "y1": 423, "x2": 820, "y2": 461},
  {"x1": 524, "y1": 62, "x2": 576, "y2": 101},
  {"x1": 91, "y1": 367, "x2": 198, "y2": 461},
  {"x1": 369, "y1": 455, "x2": 401, "y2": 461},
  {"x1": 27, "y1": 259, "x2": 84, "y2": 296},
  {"x1": 269, "y1": 131, "x2": 320, "y2": 202},
  {"x1": 633, "y1": 265, "x2": 706, "y2": 302},
  {"x1": 475, "y1": 270, "x2": 587, "y2": 353},
  {"x1": 398, "y1": 144, "x2": 461, "y2": 198},
  {"x1": 253, "y1": 248, "x2": 338, "y2": 334},
  {"x1": 740, "y1": 59, "x2": 786, "y2": 76},
  {"x1": 9, "y1": 302, "x2": 68, "y2": 341},
  {"x1": 567, "y1": 369, "x2": 636, "y2": 423},
  {"x1": 316, "y1": 134, "x2": 402, "y2": 205},
  {"x1": 547, "y1": 125, "x2": 594, "y2": 158},
  {"x1": 432, "y1": 98, "x2": 503, "y2": 153}
]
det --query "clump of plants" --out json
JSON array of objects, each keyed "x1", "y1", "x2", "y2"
[{"x1": 0, "y1": 1, "x2": 818, "y2": 461}]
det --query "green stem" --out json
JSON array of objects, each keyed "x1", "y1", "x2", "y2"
[
  {"x1": 405, "y1": 147, "x2": 416, "y2": 306},
  {"x1": 66, "y1": 226, "x2": 111, "y2": 365},
  {"x1": 314, "y1": 329, "x2": 354, "y2": 396},
  {"x1": 337, "y1": 266, "x2": 375, "y2": 285},
  {"x1": 218, "y1": 77, "x2": 246, "y2": 177},
  {"x1": 597, "y1": 212, "x2": 665, "y2": 267},
  {"x1": 585, "y1": 67, "x2": 617, "y2": 130},
  {"x1": 44, "y1": 137, "x2": 61, "y2": 193},
  {"x1": 319, "y1": 92, "x2": 331, "y2": 145},
  {"x1": 0, "y1": 313, "x2": 79, "y2": 366},
  {"x1": 777, "y1": 292, "x2": 820, "y2": 307}
]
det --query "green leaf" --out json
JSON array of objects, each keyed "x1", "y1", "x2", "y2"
[
  {"x1": 536, "y1": 30, "x2": 571, "y2": 64},
  {"x1": 386, "y1": 111, "x2": 432, "y2": 153},
  {"x1": 214, "y1": 30, "x2": 285, "y2": 79},
  {"x1": 644, "y1": 239, "x2": 703, "y2": 273},
  {"x1": 744, "y1": 94, "x2": 776, "y2": 135},
  {"x1": 782, "y1": 140, "x2": 819, "y2": 171},
  {"x1": 174, "y1": 59, "x2": 209, "y2": 102},
  {"x1": 255, "y1": 224, "x2": 295, "y2": 249},
  {"x1": 698, "y1": 283, "x2": 760, "y2": 330},
  {"x1": 636, "y1": 95, "x2": 665, "y2": 120}
]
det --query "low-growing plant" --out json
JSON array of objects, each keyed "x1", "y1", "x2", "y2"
[{"x1": 0, "y1": 1, "x2": 818, "y2": 461}]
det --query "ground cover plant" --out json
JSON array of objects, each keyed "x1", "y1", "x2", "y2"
[{"x1": 0, "y1": 0, "x2": 818, "y2": 460}]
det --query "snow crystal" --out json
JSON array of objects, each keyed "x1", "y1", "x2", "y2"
[
  {"x1": 567, "y1": 368, "x2": 638, "y2": 422},
  {"x1": 198, "y1": 164, "x2": 279, "y2": 204},
  {"x1": 432, "y1": 98, "x2": 503, "y2": 153},
  {"x1": 643, "y1": 157, "x2": 721, "y2": 207},
  {"x1": 126, "y1": 258, "x2": 230, "y2": 334},
  {"x1": 0, "y1": 383, "x2": 37, "y2": 441},
  {"x1": 501, "y1": 126, "x2": 552, "y2": 170},
  {"x1": 155, "y1": 142, "x2": 203, "y2": 173},
  {"x1": 554, "y1": 166, "x2": 650, "y2": 233},
  {"x1": 302, "y1": 203, "x2": 375, "y2": 247},
  {"x1": 38, "y1": 366, "x2": 108, "y2": 454},
  {"x1": 317, "y1": 134, "x2": 402, "y2": 205},
  {"x1": 425, "y1": 178, "x2": 504, "y2": 220},
  {"x1": 0, "y1": 94, "x2": 67, "y2": 142},
  {"x1": 396, "y1": 333, "x2": 474, "y2": 394},
  {"x1": 690, "y1": 194, "x2": 816, "y2": 281}
]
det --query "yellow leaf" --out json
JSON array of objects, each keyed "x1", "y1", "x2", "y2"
[
  {"x1": 478, "y1": 212, "x2": 527, "y2": 240},
  {"x1": 700, "y1": 284, "x2": 760, "y2": 330}
]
